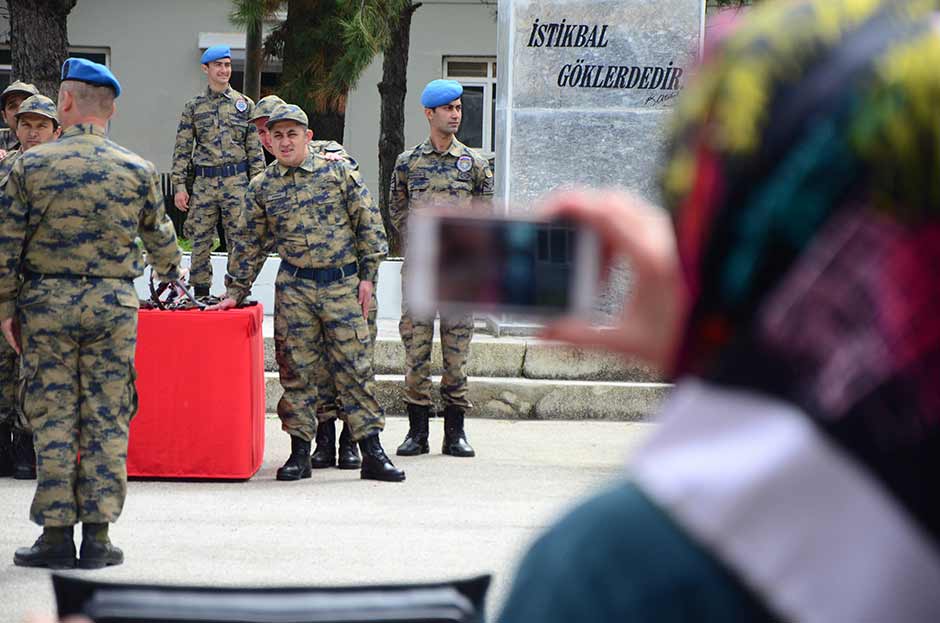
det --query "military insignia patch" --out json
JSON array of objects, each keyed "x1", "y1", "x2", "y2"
[
  {"x1": 456, "y1": 155, "x2": 472, "y2": 172},
  {"x1": 235, "y1": 99, "x2": 248, "y2": 113}
]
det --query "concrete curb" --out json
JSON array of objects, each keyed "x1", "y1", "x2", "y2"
[
  {"x1": 264, "y1": 336, "x2": 661, "y2": 382},
  {"x1": 264, "y1": 372, "x2": 668, "y2": 421}
]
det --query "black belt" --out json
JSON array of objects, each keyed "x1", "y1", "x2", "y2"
[
  {"x1": 280, "y1": 261, "x2": 357, "y2": 285},
  {"x1": 24, "y1": 271, "x2": 129, "y2": 283},
  {"x1": 194, "y1": 162, "x2": 247, "y2": 177}
]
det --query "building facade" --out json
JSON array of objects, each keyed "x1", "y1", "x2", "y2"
[{"x1": 0, "y1": 0, "x2": 497, "y2": 203}]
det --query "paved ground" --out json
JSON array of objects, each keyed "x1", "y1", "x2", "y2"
[{"x1": 0, "y1": 416, "x2": 653, "y2": 622}]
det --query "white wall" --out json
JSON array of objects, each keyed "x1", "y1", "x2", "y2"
[{"x1": 67, "y1": 0, "x2": 238, "y2": 172}]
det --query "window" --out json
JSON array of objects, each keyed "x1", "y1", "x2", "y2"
[
  {"x1": 443, "y1": 57, "x2": 496, "y2": 155},
  {"x1": 0, "y1": 47, "x2": 110, "y2": 128},
  {"x1": 230, "y1": 66, "x2": 282, "y2": 98}
]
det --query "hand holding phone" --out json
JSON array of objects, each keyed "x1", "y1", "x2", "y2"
[
  {"x1": 406, "y1": 208, "x2": 600, "y2": 318},
  {"x1": 537, "y1": 190, "x2": 684, "y2": 373}
]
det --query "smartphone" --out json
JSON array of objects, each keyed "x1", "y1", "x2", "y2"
[{"x1": 406, "y1": 210, "x2": 600, "y2": 318}]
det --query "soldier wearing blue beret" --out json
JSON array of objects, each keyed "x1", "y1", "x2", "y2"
[
  {"x1": 172, "y1": 44, "x2": 264, "y2": 298},
  {"x1": 389, "y1": 79, "x2": 494, "y2": 460},
  {"x1": 3, "y1": 58, "x2": 181, "y2": 569}
]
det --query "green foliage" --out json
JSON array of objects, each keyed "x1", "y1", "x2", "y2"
[
  {"x1": 230, "y1": 0, "x2": 282, "y2": 30},
  {"x1": 266, "y1": 0, "x2": 409, "y2": 115}
]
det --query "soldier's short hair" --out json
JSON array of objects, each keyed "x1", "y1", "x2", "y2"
[{"x1": 60, "y1": 81, "x2": 115, "y2": 119}]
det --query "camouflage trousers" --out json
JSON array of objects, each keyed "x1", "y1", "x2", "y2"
[
  {"x1": 274, "y1": 269, "x2": 384, "y2": 442},
  {"x1": 315, "y1": 293, "x2": 377, "y2": 423},
  {"x1": 18, "y1": 276, "x2": 139, "y2": 527},
  {"x1": 400, "y1": 273, "x2": 473, "y2": 409},
  {"x1": 0, "y1": 337, "x2": 29, "y2": 432},
  {"x1": 184, "y1": 173, "x2": 248, "y2": 289}
]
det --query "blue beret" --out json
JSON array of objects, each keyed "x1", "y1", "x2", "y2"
[
  {"x1": 201, "y1": 45, "x2": 232, "y2": 65},
  {"x1": 60, "y1": 58, "x2": 121, "y2": 97},
  {"x1": 421, "y1": 79, "x2": 463, "y2": 109}
]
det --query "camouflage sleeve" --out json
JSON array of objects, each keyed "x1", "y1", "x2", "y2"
[
  {"x1": 139, "y1": 168, "x2": 182, "y2": 281},
  {"x1": 388, "y1": 156, "x2": 409, "y2": 240},
  {"x1": 171, "y1": 100, "x2": 195, "y2": 192},
  {"x1": 0, "y1": 160, "x2": 28, "y2": 319},
  {"x1": 346, "y1": 167, "x2": 387, "y2": 283},
  {"x1": 246, "y1": 107, "x2": 265, "y2": 180},
  {"x1": 474, "y1": 158, "x2": 495, "y2": 208},
  {"x1": 225, "y1": 180, "x2": 269, "y2": 303},
  {"x1": 323, "y1": 142, "x2": 360, "y2": 171}
]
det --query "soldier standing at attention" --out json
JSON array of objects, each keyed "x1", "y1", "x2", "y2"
[
  {"x1": 0, "y1": 94, "x2": 61, "y2": 482},
  {"x1": 248, "y1": 95, "x2": 373, "y2": 472},
  {"x1": 389, "y1": 79, "x2": 493, "y2": 459},
  {"x1": 0, "y1": 59, "x2": 181, "y2": 569},
  {"x1": 0, "y1": 80, "x2": 39, "y2": 155},
  {"x1": 172, "y1": 45, "x2": 264, "y2": 297},
  {"x1": 213, "y1": 104, "x2": 404, "y2": 483}
]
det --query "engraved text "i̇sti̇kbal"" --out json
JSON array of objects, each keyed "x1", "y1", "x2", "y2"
[{"x1": 527, "y1": 19, "x2": 684, "y2": 91}]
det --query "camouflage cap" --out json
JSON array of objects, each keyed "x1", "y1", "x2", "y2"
[
  {"x1": 1, "y1": 80, "x2": 39, "y2": 108},
  {"x1": 249, "y1": 95, "x2": 286, "y2": 122},
  {"x1": 16, "y1": 94, "x2": 58, "y2": 125},
  {"x1": 265, "y1": 103, "x2": 308, "y2": 129}
]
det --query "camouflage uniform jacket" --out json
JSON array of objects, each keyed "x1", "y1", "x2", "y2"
[
  {"x1": 0, "y1": 128, "x2": 18, "y2": 152},
  {"x1": 227, "y1": 149, "x2": 387, "y2": 303},
  {"x1": 171, "y1": 85, "x2": 265, "y2": 193},
  {"x1": 311, "y1": 140, "x2": 359, "y2": 170},
  {"x1": 389, "y1": 136, "x2": 493, "y2": 245},
  {"x1": 0, "y1": 124, "x2": 182, "y2": 319},
  {"x1": 0, "y1": 149, "x2": 20, "y2": 186}
]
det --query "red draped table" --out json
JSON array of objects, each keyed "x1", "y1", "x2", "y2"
[{"x1": 127, "y1": 305, "x2": 266, "y2": 479}]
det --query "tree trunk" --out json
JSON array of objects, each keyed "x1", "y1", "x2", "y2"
[
  {"x1": 309, "y1": 110, "x2": 345, "y2": 144},
  {"x1": 281, "y1": 0, "x2": 347, "y2": 142},
  {"x1": 243, "y1": 17, "x2": 263, "y2": 101},
  {"x1": 377, "y1": 0, "x2": 420, "y2": 257},
  {"x1": 8, "y1": 0, "x2": 76, "y2": 98}
]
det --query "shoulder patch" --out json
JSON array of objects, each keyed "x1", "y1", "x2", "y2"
[
  {"x1": 235, "y1": 99, "x2": 248, "y2": 113},
  {"x1": 456, "y1": 155, "x2": 473, "y2": 173}
]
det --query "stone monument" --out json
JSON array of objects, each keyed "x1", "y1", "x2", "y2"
[{"x1": 494, "y1": 0, "x2": 704, "y2": 327}]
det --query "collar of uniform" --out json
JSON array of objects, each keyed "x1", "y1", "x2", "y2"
[
  {"x1": 276, "y1": 149, "x2": 316, "y2": 177},
  {"x1": 61, "y1": 123, "x2": 107, "y2": 139},
  {"x1": 420, "y1": 136, "x2": 464, "y2": 158},
  {"x1": 205, "y1": 85, "x2": 234, "y2": 99}
]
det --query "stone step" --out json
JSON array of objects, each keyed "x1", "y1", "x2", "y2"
[
  {"x1": 263, "y1": 372, "x2": 667, "y2": 421},
  {"x1": 263, "y1": 336, "x2": 659, "y2": 382}
]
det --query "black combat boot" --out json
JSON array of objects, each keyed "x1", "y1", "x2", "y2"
[
  {"x1": 359, "y1": 434, "x2": 405, "y2": 482},
  {"x1": 442, "y1": 405, "x2": 475, "y2": 458},
  {"x1": 12, "y1": 430, "x2": 36, "y2": 480},
  {"x1": 276, "y1": 436, "x2": 312, "y2": 481},
  {"x1": 396, "y1": 404, "x2": 430, "y2": 456},
  {"x1": 79, "y1": 523, "x2": 124, "y2": 569},
  {"x1": 14, "y1": 526, "x2": 76, "y2": 569},
  {"x1": 310, "y1": 418, "x2": 336, "y2": 469},
  {"x1": 193, "y1": 286, "x2": 211, "y2": 298},
  {"x1": 337, "y1": 421, "x2": 361, "y2": 470},
  {"x1": 0, "y1": 420, "x2": 13, "y2": 477}
]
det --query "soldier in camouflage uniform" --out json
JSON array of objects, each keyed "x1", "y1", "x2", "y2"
[
  {"x1": 248, "y1": 95, "x2": 375, "y2": 471},
  {"x1": 215, "y1": 104, "x2": 404, "y2": 482},
  {"x1": 390, "y1": 80, "x2": 494, "y2": 459},
  {"x1": 172, "y1": 45, "x2": 265, "y2": 297},
  {"x1": 0, "y1": 59, "x2": 181, "y2": 569},
  {"x1": 0, "y1": 81, "x2": 39, "y2": 155},
  {"x1": 0, "y1": 94, "x2": 61, "y2": 481}
]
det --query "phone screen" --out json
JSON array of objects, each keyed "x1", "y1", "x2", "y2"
[{"x1": 434, "y1": 217, "x2": 581, "y2": 314}]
